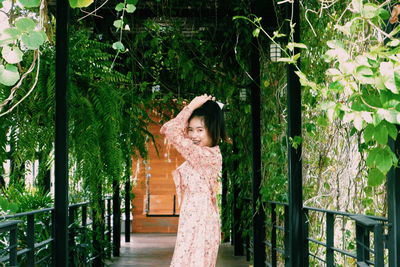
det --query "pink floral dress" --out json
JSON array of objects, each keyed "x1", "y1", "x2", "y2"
[{"x1": 160, "y1": 105, "x2": 222, "y2": 267}]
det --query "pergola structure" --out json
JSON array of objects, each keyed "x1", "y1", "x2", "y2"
[{"x1": 53, "y1": 0, "x2": 400, "y2": 267}]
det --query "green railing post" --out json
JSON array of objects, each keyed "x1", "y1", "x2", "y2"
[
  {"x1": 284, "y1": 205, "x2": 289, "y2": 266},
  {"x1": 326, "y1": 213, "x2": 334, "y2": 267},
  {"x1": 69, "y1": 206, "x2": 76, "y2": 266},
  {"x1": 27, "y1": 214, "x2": 35, "y2": 266},
  {"x1": 374, "y1": 223, "x2": 384, "y2": 266},
  {"x1": 10, "y1": 226, "x2": 18, "y2": 267}
]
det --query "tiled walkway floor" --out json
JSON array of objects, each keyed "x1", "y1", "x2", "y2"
[{"x1": 108, "y1": 234, "x2": 250, "y2": 267}]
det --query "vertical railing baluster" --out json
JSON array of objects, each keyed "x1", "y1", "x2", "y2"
[
  {"x1": 27, "y1": 214, "x2": 35, "y2": 266},
  {"x1": 10, "y1": 226, "x2": 18, "y2": 267},
  {"x1": 374, "y1": 223, "x2": 384, "y2": 266},
  {"x1": 107, "y1": 198, "x2": 112, "y2": 259},
  {"x1": 51, "y1": 209, "x2": 56, "y2": 265},
  {"x1": 302, "y1": 208, "x2": 309, "y2": 265},
  {"x1": 271, "y1": 203, "x2": 277, "y2": 267},
  {"x1": 284, "y1": 204, "x2": 289, "y2": 265},
  {"x1": 69, "y1": 206, "x2": 76, "y2": 266},
  {"x1": 326, "y1": 213, "x2": 334, "y2": 267},
  {"x1": 82, "y1": 204, "x2": 87, "y2": 226}
]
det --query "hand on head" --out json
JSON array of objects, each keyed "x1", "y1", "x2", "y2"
[{"x1": 188, "y1": 94, "x2": 215, "y2": 110}]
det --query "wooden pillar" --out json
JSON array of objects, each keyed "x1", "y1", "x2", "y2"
[{"x1": 54, "y1": 0, "x2": 69, "y2": 264}]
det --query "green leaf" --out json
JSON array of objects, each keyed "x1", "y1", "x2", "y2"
[
  {"x1": 69, "y1": 0, "x2": 93, "y2": 8},
  {"x1": 0, "y1": 64, "x2": 20, "y2": 86},
  {"x1": 375, "y1": 123, "x2": 388, "y2": 145},
  {"x1": 15, "y1": 18, "x2": 36, "y2": 32},
  {"x1": 18, "y1": 0, "x2": 39, "y2": 7},
  {"x1": 355, "y1": 65, "x2": 374, "y2": 84},
  {"x1": 362, "y1": 94, "x2": 382, "y2": 108},
  {"x1": 394, "y1": 70, "x2": 400, "y2": 91},
  {"x1": 252, "y1": 28, "x2": 260, "y2": 38},
  {"x1": 378, "y1": 8, "x2": 390, "y2": 20},
  {"x1": 362, "y1": 3, "x2": 379, "y2": 19},
  {"x1": 2, "y1": 46, "x2": 23, "y2": 64},
  {"x1": 112, "y1": 41, "x2": 124, "y2": 51},
  {"x1": 368, "y1": 168, "x2": 385, "y2": 186},
  {"x1": 21, "y1": 31, "x2": 45, "y2": 50},
  {"x1": 363, "y1": 124, "x2": 374, "y2": 142},
  {"x1": 377, "y1": 108, "x2": 400, "y2": 124},
  {"x1": 385, "y1": 121, "x2": 398, "y2": 140},
  {"x1": 380, "y1": 61, "x2": 397, "y2": 93},
  {"x1": 126, "y1": 4, "x2": 136, "y2": 13},
  {"x1": 376, "y1": 148, "x2": 392, "y2": 173},
  {"x1": 0, "y1": 28, "x2": 22, "y2": 46},
  {"x1": 366, "y1": 148, "x2": 379, "y2": 168},
  {"x1": 113, "y1": 20, "x2": 124, "y2": 29},
  {"x1": 115, "y1": 3, "x2": 125, "y2": 11}
]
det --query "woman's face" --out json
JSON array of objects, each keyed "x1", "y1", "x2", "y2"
[{"x1": 188, "y1": 116, "x2": 212, "y2": 147}]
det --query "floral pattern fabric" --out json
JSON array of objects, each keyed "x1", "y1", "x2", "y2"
[{"x1": 161, "y1": 105, "x2": 222, "y2": 267}]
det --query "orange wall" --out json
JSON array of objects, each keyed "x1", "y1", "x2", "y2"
[{"x1": 131, "y1": 111, "x2": 184, "y2": 233}]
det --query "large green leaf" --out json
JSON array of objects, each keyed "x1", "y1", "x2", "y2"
[
  {"x1": 0, "y1": 28, "x2": 21, "y2": 46},
  {"x1": 18, "y1": 0, "x2": 40, "y2": 8},
  {"x1": 15, "y1": 18, "x2": 36, "y2": 32},
  {"x1": 376, "y1": 148, "x2": 392, "y2": 173},
  {"x1": 385, "y1": 121, "x2": 398, "y2": 140},
  {"x1": 2, "y1": 46, "x2": 23, "y2": 64},
  {"x1": 0, "y1": 64, "x2": 20, "y2": 86},
  {"x1": 368, "y1": 168, "x2": 385, "y2": 186},
  {"x1": 366, "y1": 147, "x2": 379, "y2": 168},
  {"x1": 363, "y1": 124, "x2": 374, "y2": 142},
  {"x1": 21, "y1": 31, "x2": 45, "y2": 50},
  {"x1": 374, "y1": 123, "x2": 388, "y2": 145},
  {"x1": 69, "y1": 0, "x2": 93, "y2": 8}
]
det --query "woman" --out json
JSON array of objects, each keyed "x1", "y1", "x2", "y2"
[{"x1": 161, "y1": 94, "x2": 226, "y2": 267}]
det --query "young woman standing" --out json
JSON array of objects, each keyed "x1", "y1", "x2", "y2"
[{"x1": 161, "y1": 94, "x2": 226, "y2": 267}]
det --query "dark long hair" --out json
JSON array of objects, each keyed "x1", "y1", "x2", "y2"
[{"x1": 188, "y1": 100, "x2": 227, "y2": 147}]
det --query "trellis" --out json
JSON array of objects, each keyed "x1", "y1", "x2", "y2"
[{"x1": 52, "y1": 0, "x2": 400, "y2": 266}]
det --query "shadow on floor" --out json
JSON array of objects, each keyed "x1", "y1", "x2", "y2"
[{"x1": 107, "y1": 234, "x2": 251, "y2": 267}]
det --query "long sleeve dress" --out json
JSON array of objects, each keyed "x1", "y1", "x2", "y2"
[{"x1": 160, "y1": 105, "x2": 222, "y2": 267}]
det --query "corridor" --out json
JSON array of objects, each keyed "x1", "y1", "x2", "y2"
[{"x1": 109, "y1": 234, "x2": 250, "y2": 267}]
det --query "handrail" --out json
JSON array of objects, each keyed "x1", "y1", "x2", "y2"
[
  {"x1": 266, "y1": 201, "x2": 388, "y2": 221},
  {"x1": 264, "y1": 201, "x2": 388, "y2": 266},
  {"x1": 0, "y1": 197, "x2": 116, "y2": 266}
]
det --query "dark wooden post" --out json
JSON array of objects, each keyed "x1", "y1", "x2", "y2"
[
  {"x1": 54, "y1": 0, "x2": 69, "y2": 263},
  {"x1": 125, "y1": 168, "x2": 131, "y2": 242},
  {"x1": 286, "y1": 1, "x2": 308, "y2": 266},
  {"x1": 113, "y1": 181, "x2": 121, "y2": 256},
  {"x1": 388, "y1": 133, "x2": 400, "y2": 266}
]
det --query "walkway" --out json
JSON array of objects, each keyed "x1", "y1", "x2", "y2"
[{"x1": 108, "y1": 234, "x2": 250, "y2": 267}]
